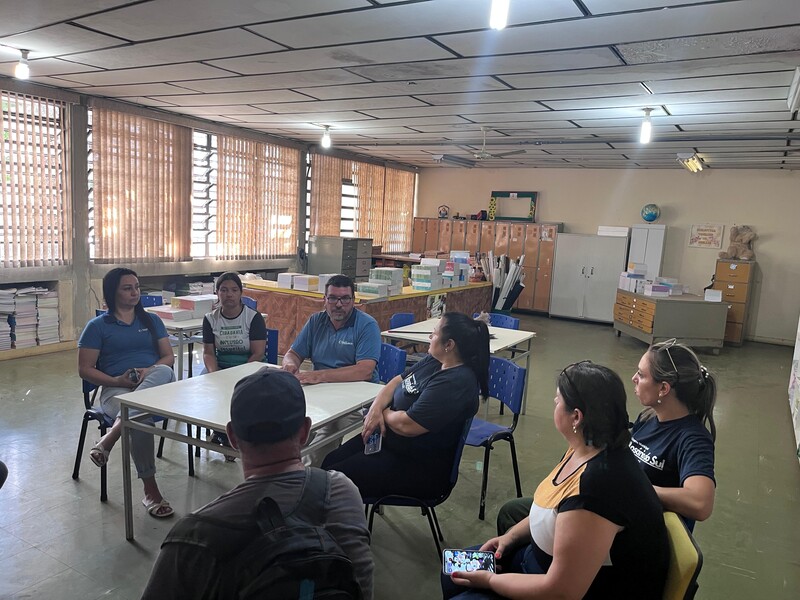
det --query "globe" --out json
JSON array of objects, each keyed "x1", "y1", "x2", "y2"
[{"x1": 641, "y1": 203, "x2": 661, "y2": 223}]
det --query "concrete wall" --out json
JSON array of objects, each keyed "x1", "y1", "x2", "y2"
[{"x1": 417, "y1": 167, "x2": 800, "y2": 345}]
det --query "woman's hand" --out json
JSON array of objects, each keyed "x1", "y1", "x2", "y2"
[
  {"x1": 480, "y1": 535, "x2": 513, "y2": 563},
  {"x1": 361, "y1": 405, "x2": 386, "y2": 442},
  {"x1": 450, "y1": 569, "x2": 494, "y2": 590}
]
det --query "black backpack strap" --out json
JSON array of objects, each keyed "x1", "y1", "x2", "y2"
[{"x1": 252, "y1": 467, "x2": 330, "y2": 531}]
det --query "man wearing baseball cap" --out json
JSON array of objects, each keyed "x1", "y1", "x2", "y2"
[{"x1": 142, "y1": 367, "x2": 373, "y2": 599}]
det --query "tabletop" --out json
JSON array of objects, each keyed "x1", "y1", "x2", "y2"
[
  {"x1": 114, "y1": 362, "x2": 384, "y2": 432},
  {"x1": 382, "y1": 317, "x2": 535, "y2": 353}
]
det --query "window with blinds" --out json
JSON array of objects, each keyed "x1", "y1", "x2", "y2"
[
  {"x1": 89, "y1": 107, "x2": 192, "y2": 263},
  {"x1": 216, "y1": 134, "x2": 300, "y2": 260},
  {"x1": 308, "y1": 152, "x2": 415, "y2": 253},
  {"x1": 0, "y1": 90, "x2": 71, "y2": 268}
]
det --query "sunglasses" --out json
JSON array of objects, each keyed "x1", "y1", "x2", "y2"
[
  {"x1": 654, "y1": 338, "x2": 679, "y2": 382},
  {"x1": 559, "y1": 360, "x2": 593, "y2": 405}
]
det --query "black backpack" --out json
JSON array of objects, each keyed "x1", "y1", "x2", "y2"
[{"x1": 219, "y1": 468, "x2": 362, "y2": 600}]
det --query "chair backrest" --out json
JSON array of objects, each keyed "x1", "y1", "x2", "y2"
[
  {"x1": 448, "y1": 416, "x2": 474, "y2": 488},
  {"x1": 487, "y1": 356, "x2": 526, "y2": 417},
  {"x1": 389, "y1": 312, "x2": 414, "y2": 329},
  {"x1": 82, "y1": 379, "x2": 98, "y2": 408},
  {"x1": 662, "y1": 511, "x2": 703, "y2": 600},
  {"x1": 265, "y1": 328, "x2": 279, "y2": 365},
  {"x1": 140, "y1": 294, "x2": 163, "y2": 307},
  {"x1": 242, "y1": 296, "x2": 257, "y2": 310},
  {"x1": 489, "y1": 313, "x2": 520, "y2": 330},
  {"x1": 95, "y1": 309, "x2": 106, "y2": 317},
  {"x1": 378, "y1": 342, "x2": 406, "y2": 383}
]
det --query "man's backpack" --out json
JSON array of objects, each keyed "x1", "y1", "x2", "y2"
[{"x1": 220, "y1": 468, "x2": 362, "y2": 600}]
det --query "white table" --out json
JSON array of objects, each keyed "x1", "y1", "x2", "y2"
[
  {"x1": 145, "y1": 309, "x2": 204, "y2": 380},
  {"x1": 382, "y1": 317, "x2": 536, "y2": 413},
  {"x1": 117, "y1": 362, "x2": 383, "y2": 540}
]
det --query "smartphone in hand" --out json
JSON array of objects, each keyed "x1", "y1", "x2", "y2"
[
  {"x1": 364, "y1": 429, "x2": 382, "y2": 455},
  {"x1": 442, "y1": 549, "x2": 496, "y2": 575}
]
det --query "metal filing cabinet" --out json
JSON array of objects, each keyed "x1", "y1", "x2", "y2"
[{"x1": 307, "y1": 236, "x2": 373, "y2": 281}]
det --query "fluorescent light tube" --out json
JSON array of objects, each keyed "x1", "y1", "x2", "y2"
[{"x1": 490, "y1": 0, "x2": 509, "y2": 30}]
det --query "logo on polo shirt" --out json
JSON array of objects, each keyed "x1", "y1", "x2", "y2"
[{"x1": 337, "y1": 340, "x2": 354, "y2": 346}]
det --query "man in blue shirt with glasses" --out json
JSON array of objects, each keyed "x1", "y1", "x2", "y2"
[{"x1": 282, "y1": 274, "x2": 381, "y2": 465}]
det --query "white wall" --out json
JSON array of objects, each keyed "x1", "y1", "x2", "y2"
[{"x1": 418, "y1": 167, "x2": 800, "y2": 345}]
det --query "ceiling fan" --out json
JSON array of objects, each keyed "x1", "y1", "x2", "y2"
[{"x1": 470, "y1": 127, "x2": 527, "y2": 160}]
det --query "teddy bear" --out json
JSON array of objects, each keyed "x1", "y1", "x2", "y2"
[{"x1": 719, "y1": 225, "x2": 757, "y2": 261}]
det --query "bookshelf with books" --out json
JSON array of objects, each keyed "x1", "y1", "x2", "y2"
[{"x1": 0, "y1": 282, "x2": 72, "y2": 360}]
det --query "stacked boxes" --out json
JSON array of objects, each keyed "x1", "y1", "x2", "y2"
[
  {"x1": 171, "y1": 293, "x2": 217, "y2": 318},
  {"x1": 368, "y1": 267, "x2": 403, "y2": 296},
  {"x1": 277, "y1": 272, "x2": 304, "y2": 289},
  {"x1": 293, "y1": 275, "x2": 319, "y2": 291},
  {"x1": 411, "y1": 264, "x2": 443, "y2": 291},
  {"x1": 357, "y1": 281, "x2": 390, "y2": 297},
  {"x1": 317, "y1": 274, "x2": 338, "y2": 293}
]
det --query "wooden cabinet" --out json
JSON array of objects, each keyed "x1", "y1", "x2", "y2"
[
  {"x1": 493, "y1": 222, "x2": 510, "y2": 256},
  {"x1": 451, "y1": 220, "x2": 467, "y2": 251},
  {"x1": 614, "y1": 290, "x2": 728, "y2": 352},
  {"x1": 508, "y1": 223, "x2": 525, "y2": 260},
  {"x1": 437, "y1": 219, "x2": 452, "y2": 253},
  {"x1": 712, "y1": 259, "x2": 756, "y2": 345},
  {"x1": 479, "y1": 221, "x2": 496, "y2": 253},
  {"x1": 411, "y1": 217, "x2": 427, "y2": 253},
  {"x1": 550, "y1": 234, "x2": 628, "y2": 322},
  {"x1": 465, "y1": 221, "x2": 481, "y2": 254},
  {"x1": 514, "y1": 223, "x2": 562, "y2": 313}
]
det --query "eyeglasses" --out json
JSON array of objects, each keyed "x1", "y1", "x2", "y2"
[
  {"x1": 655, "y1": 338, "x2": 679, "y2": 382},
  {"x1": 325, "y1": 295, "x2": 353, "y2": 305}
]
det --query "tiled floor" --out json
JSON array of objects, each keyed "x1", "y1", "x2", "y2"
[{"x1": 1, "y1": 314, "x2": 799, "y2": 599}]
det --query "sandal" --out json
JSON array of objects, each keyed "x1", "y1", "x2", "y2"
[
  {"x1": 89, "y1": 443, "x2": 110, "y2": 468},
  {"x1": 142, "y1": 498, "x2": 174, "y2": 519}
]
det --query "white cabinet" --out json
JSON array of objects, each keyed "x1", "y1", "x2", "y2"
[
  {"x1": 550, "y1": 234, "x2": 629, "y2": 323},
  {"x1": 629, "y1": 224, "x2": 666, "y2": 282}
]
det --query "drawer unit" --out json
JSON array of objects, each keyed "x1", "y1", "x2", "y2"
[
  {"x1": 714, "y1": 259, "x2": 756, "y2": 345},
  {"x1": 613, "y1": 290, "x2": 728, "y2": 352},
  {"x1": 308, "y1": 236, "x2": 373, "y2": 281}
]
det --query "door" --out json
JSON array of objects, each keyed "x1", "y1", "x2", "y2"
[
  {"x1": 583, "y1": 236, "x2": 629, "y2": 322},
  {"x1": 411, "y1": 218, "x2": 426, "y2": 253},
  {"x1": 438, "y1": 219, "x2": 452, "y2": 253},
  {"x1": 425, "y1": 219, "x2": 440, "y2": 252},
  {"x1": 451, "y1": 220, "x2": 467, "y2": 251},
  {"x1": 516, "y1": 266, "x2": 535, "y2": 309},
  {"x1": 508, "y1": 223, "x2": 525, "y2": 261},
  {"x1": 494, "y1": 222, "x2": 510, "y2": 256},
  {"x1": 550, "y1": 234, "x2": 589, "y2": 319},
  {"x1": 479, "y1": 221, "x2": 496, "y2": 253},
  {"x1": 465, "y1": 221, "x2": 481, "y2": 254}
]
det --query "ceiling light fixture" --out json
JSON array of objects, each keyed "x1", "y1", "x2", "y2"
[
  {"x1": 437, "y1": 154, "x2": 476, "y2": 168},
  {"x1": 320, "y1": 125, "x2": 331, "y2": 149},
  {"x1": 788, "y1": 67, "x2": 800, "y2": 113},
  {"x1": 490, "y1": 0, "x2": 510, "y2": 30},
  {"x1": 639, "y1": 108, "x2": 652, "y2": 144},
  {"x1": 15, "y1": 49, "x2": 30, "y2": 80},
  {"x1": 676, "y1": 152, "x2": 705, "y2": 173}
]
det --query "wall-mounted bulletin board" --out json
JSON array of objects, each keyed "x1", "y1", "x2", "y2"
[{"x1": 488, "y1": 191, "x2": 537, "y2": 222}]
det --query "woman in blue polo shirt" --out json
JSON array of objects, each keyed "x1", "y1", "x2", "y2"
[{"x1": 78, "y1": 268, "x2": 176, "y2": 518}]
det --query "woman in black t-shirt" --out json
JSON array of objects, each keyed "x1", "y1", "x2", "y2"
[
  {"x1": 445, "y1": 362, "x2": 669, "y2": 600},
  {"x1": 322, "y1": 312, "x2": 489, "y2": 499}
]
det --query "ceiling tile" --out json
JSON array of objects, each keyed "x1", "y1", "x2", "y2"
[
  {"x1": 0, "y1": 1, "x2": 134, "y2": 37},
  {"x1": 141, "y1": 89, "x2": 313, "y2": 106},
  {"x1": 0, "y1": 23, "x2": 124, "y2": 57},
  {"x1": 645, "y1": 71, "x2": 795, "y2": 94},
  {"x1": 207, "y1": 39, "x2": 453, "y2": 75},
  {"x1": 296, "y1": 76, "x2": 510, "y2": 101},
  {"x1": 544, "y1": 88, "x2": 788, "y2": 110},
  {"x1": 251, "y1": 97, "x2": 430, "y2": 114},
  {"x1": 666, "y1": 100, "x2": 790, "y2": 114},
  {"x1": 68, "y1": 29, "x2": 284, "y2": 69},
  {"x1": 0, "y1": 58, "x2": 102, "y2": 78},
  {"x1": 248, "y1": 0, "x2": 581, "y2": 48},
  {"x1": 57, "y1": 63, "x2": 235, "y2": 86},
  {"x1": 74, "y1": 0, "x2": 369, "y2": 41},
  {"x1": 174, "y1": 69, "x2": 371, "y2": 93}
]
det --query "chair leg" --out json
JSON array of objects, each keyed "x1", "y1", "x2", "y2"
[
  {"x1": 99, "y1": 422, "x2": 108, "y2": 503},
  {"x1": 187, "y1": 342, "x2": 194, "y2": 378},
  {"x1": 499, "y1": 403, "x2": 505, "y2": 416},
  {"x1": 368, "y1": 503, "x2": 379, "y2": 533},
  {"x1": 73, "y1": 417, "x2": 90, "y2": 480},
  {"x1": 479, "y1": 444, "x2": 492, "y2": 520},
  {"x1": 195, "y1": 426, "x2": 202, "y2": 457},
  {"x1": 509, "y1": 438, "x2": 522, "y2": 498},
  {"x1": 157, "y1": 419, "x2": 168, "y2": 458},
  {"x1": 422, "y1": 506, "x2": 442, "y2": 555},
  {"x1": 429, "y1": 506, "x2": 444, "y2": 541},
  {"x1": 186, "y1": 423, "x2": 195, "y2": 477}
]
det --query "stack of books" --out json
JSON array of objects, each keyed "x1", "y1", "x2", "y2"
[
  {"x1": 171, "y1": 293, "x2": 217, "y2": 318},
  {"x1": 13, "y1": 290, "x2": 38, "y2": 349},
  {"x1": 36, "y1": 290, "x2": 60, "y2": 345},
  {"x1": 0, "y1": 289, "x2": 15, "y2": 350}
]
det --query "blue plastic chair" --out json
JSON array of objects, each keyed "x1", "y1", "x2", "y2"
[
  {"x1": 363, "y1": 416, "x2": 473, "y2": 555},
  {"x1": 140, "y1": 294, "x2": 163, "y2": 307},
  {"x1": 378, "y1": 342, "x2": 406, "y2": 383},
  {"x1": 473, "y1": 312, "x2": 520, "y2": 330},
  {"x1": 389, "y1": 312, "x2": 414, "y2": 329},
  {"x1": 265, "y1": 328, "x2": 279, "y2": 365},
  {"x1": 72, "y1": 378, "x2": 195, "y2": 502},
  {"x1": 242, "y1": 296, "x2": 257, "y2": 310},
  {"x1": 466, "y1": 357, "x2": 526, "y2": 520}
]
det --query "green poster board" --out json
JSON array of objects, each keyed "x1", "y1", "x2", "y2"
[{"x1": 488, "y1": 191, "x2": 537, "y2": 222}]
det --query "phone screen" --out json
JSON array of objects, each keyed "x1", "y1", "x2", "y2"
[
  {"x1": 364, "y1": 430, "x2": 382, "y2": 455},
  {"x1": 442, "y1": 549, "x2": 496, "y2": 575}
]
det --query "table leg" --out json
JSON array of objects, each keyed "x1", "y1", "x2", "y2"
[
  {"x1": 176, "y1": 334, "x2": 185, "y2": 381},
  {"x1": 521, "y1": 338, "x2": 532, "y2": 415},
  {"x1": 121, "y1": 404, "x2": 134, "y2": 541}
]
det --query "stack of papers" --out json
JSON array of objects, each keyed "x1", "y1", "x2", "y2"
[
  {"x1": 151, "y1": 306, "x2": 194, "y2": 321},
  {"x1": 36, "y1": 290, "x2": 60, "y2": 345},
  {"x1": 0, "y1": 314, "x2": 11, "y2": 350},
  {"x1": 171, "y1": 293, "x2": 217, "y2": 317},
  {"x1": 13, "y1": 292, "x2": 38, "y2": 348}
]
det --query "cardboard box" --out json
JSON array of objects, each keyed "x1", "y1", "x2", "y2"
[
  {"x1": 277, "y1": 272, "x2": 303, "y2": 289},
  {"x1": 293, "y1": 275, "x2": 320, "y2": 291}
]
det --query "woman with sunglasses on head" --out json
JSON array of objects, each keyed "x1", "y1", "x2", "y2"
[
  {"x1": 630, "y1": 339, "x2": 717, "y2": 529},
  {"x1": 445, "y1": 361, "x2": 668, "y2": 600},
  {"x1": 322, "y1": 312, "x2": 489, "y2": 500}
]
